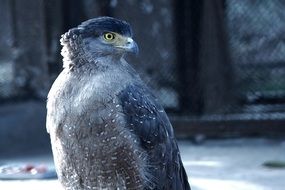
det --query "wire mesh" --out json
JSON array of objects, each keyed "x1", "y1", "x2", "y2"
[
  {"x1": 227, "y1": 0, "x2": 285, "y2": 114},
  {"x1": 0, "y1": 0, "x2": 285, "y2": 118}
]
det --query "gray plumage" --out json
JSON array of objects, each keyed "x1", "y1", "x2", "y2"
[{"x1": 46, "y1": 17, "x2": 190, "y2": 190}]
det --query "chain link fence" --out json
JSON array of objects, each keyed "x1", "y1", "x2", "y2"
[
  {"x1": 1, "y1": 0, "x2": 285, "y2": 120},
  {"x1": 227, "y1": 0, "x2": 285, "y2": 115}
]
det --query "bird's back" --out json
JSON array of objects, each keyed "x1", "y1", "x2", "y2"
[{"x1": 117, "y1": 80, "x2": 190, "y2": 190}]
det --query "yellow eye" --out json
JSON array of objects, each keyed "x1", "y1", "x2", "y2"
[{"x1": 103, "y1": 32, "x2": 115, "y2": 41}]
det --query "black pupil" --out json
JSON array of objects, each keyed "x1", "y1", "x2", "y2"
[{"x1": 106, "y1": 34, "x2": 113, "y2": 39}]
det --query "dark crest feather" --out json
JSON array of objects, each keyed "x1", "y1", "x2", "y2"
[{"x1": 61, "y1": 16, "x2": 132, "y2": 44}]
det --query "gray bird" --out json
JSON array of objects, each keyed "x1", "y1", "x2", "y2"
[{"x1": 47, "y1": 17, "x2": 190, "y2": 190}]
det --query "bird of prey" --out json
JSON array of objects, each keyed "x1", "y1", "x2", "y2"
[{"x1": 46, "y1": 17, "x2": 190, "y2": 190}]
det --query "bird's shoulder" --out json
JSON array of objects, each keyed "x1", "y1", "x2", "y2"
[
  {"x1": 117, "y1": 83, "x2": 174, "y2": 148},
  {"x1": 117, "y1": 83, "x2": 191, "y2": 190}
]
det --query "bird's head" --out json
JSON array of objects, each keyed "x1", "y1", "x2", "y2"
[{"x1": 60, "y1": 17, "x2": 138, "y2": 63}]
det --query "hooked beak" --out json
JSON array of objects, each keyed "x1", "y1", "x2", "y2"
[
  {"x1": 125, "y1": 38, "x2": 139, "y2": 54},
  {"x1": 116, "y1": 37, "x2": 139, "y2": 55}
]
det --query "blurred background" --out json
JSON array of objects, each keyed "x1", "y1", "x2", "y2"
[{"x1": 0, "y1": 0, "x2": 285, "y2": 190}]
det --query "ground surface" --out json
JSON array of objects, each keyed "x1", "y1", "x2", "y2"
[{"x1": 0, "y1": 138, "x2": 284, "y2": 190}]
